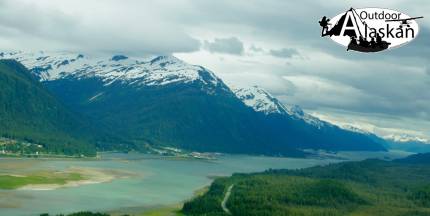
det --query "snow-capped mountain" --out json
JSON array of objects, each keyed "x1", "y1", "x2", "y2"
[
  {"x1": 231, "y1": 86, "x2": 384, "y2": 151},
  {"x1": 384, "y1": 134, "x2": 430, "y2": 153},
  {"x1": 0, "y1": 51, "x2": 222, "y2": 89},
  {"x1": 384, "y1": 134, "x2": 429, "y2": 143},
  {"x1": 1, "y1": 51, "x2": 324, "y2": 128},
  {"x1": 0, "y1": 51, "x2": 386, "y2": 155},
  {"x1": 339, "y1": 124, "x2": 429, "y2": 144},
  {"x1": 233, "y1": 86, "x2": 288, "y2": 115},
  {"x1": 233, "y1": 86, "x2": 325, "y2": 128}
]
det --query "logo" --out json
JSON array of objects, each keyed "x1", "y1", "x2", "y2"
[{"x1": 319, "y1": 7, "x2": 423, "y2": 53}]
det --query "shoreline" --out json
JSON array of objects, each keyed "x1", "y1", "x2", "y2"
[{"x1": 108, "y1": 184, "x2": 210, "y2": 216}]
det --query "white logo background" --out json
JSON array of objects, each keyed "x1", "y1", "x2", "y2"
[{"x1": 329, "y1": 8, "x2": 420, "y2": 50}]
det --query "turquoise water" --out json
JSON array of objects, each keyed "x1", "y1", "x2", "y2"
[{"x1": 0, "y1": 151, "x2": 409, "y2": 216}]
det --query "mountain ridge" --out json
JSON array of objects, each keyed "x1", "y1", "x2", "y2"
[{"x1": 0, "y1": 51, "x2": 386, "y2": 155}]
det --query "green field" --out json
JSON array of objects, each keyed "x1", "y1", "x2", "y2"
[
  {"x1": 182, "y1": 154, "x2": 430, "y2": 216},
  {"x1": 0, "y1": 172, "x2": 84, "y2": 189}
]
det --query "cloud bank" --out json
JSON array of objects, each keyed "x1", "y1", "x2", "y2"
[
  {"x1": 203, "y1": 37, "x2": 244, "y2": 55},
  {"x1": 0, "y1": 0, "x2": 200, "y2": 54},
  {"x1": 1, "y1": 0, "x2": 429, "y2": 139}
]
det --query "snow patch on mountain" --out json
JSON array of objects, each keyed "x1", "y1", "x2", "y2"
[
  {"x1": 334, "y1": 124, "x2": 371, "y2": 135},
  {"x1": 0, "y1": 51, "x2": 221, "y2": 88},
  {"x1": 232, "y1": 86, "x2": 325, "y2": 128},
  {"x1": 310, "y1": 112, "x2": 430, "y2": 143},
  {"x1": 233, "y1": 86, "x2": 287, "y2": 114},
  {"x1": 2, "y1": 51, "x2": 351, "y2": 131},
  {"x1": 384, "y1": 134, "x2": 429, "y2": 143}
]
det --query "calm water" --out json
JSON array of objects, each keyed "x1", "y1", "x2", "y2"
[{"x1": 0, "y1": 151, "x2": 410, "y2": 216}]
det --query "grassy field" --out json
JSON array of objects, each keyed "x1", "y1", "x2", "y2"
[
  {"x1": 0, "y1": 171, "x2": 84, "y2": 189},
  {"x1": 182, "y1": 154, "x2": 430, "y2": 216}
]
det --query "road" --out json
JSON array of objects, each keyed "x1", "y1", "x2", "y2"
[{"x1": 221, "y1": 184, "x2": 234, "y2": 215}]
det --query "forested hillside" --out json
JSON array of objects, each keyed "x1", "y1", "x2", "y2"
[
  {"x1": 183, "y1": 153, "x2": 430, "y2": 216},
  {"x1": 0, "y1": 60, "x2": 96, "y2": 156}
]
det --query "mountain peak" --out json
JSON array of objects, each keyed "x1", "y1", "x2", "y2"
[
  {"x1": 0, "y1": 51, "x2": 222, "y2": 88},
  {"x1": 232, "y1": 85, "x2": 327, "y2": 128},
  {"x1": 232, "y1": 85, "x2": 287, "y2": 115},
  {"x1": 150, "y1": 55, "x2": 181, "y2": 65},
  {"x1": 111, "y1": 55, "x2": 128, "y2": 61},
  {"x1": 0, "y1": 52, "x2": 386, "y2": 155}
]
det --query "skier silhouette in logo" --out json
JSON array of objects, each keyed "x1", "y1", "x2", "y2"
[{"x1": 319, "y1": 16, "x2": 331, "y2": 36}]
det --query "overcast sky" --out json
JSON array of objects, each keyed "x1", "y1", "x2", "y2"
[{"x1": 0, "y1": 0, "x2": 429, "y2": 141}]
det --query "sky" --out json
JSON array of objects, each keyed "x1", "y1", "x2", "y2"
[{"x1": 0, "y1": 0, "x2": 429, "y2": 141}]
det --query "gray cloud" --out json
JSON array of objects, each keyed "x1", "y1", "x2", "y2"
[
  {"x1": 203, "y1": 37, "x2": 244, "y2": 55},
  {"x1": 0, "y1": 0, "x2": 200, "y2": 54},
  {"x1": 249, "y1": 45, "x2": 264, "y2": 53},
  {"x1": 181, "y1": 0, "x2": 430, "y2": 136},
  {"x1": 281, "y1": 59, "x2": 430, "y2": 122},
  {"x1": 270, "y1": 48, "x2": 299, "y2": 58},
  {"x1": 1, "y1": 0, "x2": 429, "y2": 138},
  {"x1": 184, "y1": 1, "x2": 430, "y2": 63}
]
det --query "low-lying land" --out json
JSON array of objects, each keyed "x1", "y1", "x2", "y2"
[
  {"x1": 182, "y1": 153, "x2": 430, "y2": 216},
  {"x1": 0, "y1": 172, "x2": 84, "y2": 190},
  {"x1": 0, "y1": 167, "x2": 128, "y2": 190}
]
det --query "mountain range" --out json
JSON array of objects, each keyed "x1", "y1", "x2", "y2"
[
  {"x1": 384, "y1": 135, "x2": 430, "y2": 153},
  {"x1": 0, "y1": 51, "x2": 386, "y2": 156},
  {"x1": 323, "y1": 121, "x2": 430, "y2": 154}
]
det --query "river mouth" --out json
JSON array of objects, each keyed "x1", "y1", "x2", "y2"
[{"x1": 0, "y1": 151, "x2": 409, "y2": 216}]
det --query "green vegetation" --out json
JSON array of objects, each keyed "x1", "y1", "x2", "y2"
[
  {"x1": 0, "y1": 172, "x2": 84, "y2": 189},
  {"x1": 0, "y1": 60, "x2": 96, "y2": 156},
  {"x1": 46, "y1": 72, "x2": 383, "y2": 156},
  {"x1": 183, "y1": 153, "x2": 430, "y2": 216},
  {"x1": 138, "y1": 206, "x2": 184, "y2": 216},
  {"x1": 0, "y1": 57, "x2": 384, "y2": 157},
  {"x1": 0, "y1": 137, "x2": 44, "y2": 155},
  {"x1": 183, "y1": 180, "x2": 228, "y2": 215},
  {"x1": 41, "y1": 212, "x2": 112, "y2": 216},
  {"x1": 40, "y1": 209, "x2": 184, "y2": 216},
  {"x1": 410, "y1": 185, "x2": 430, "y2": 207},
  {"x1": 112, "y1": 205, "x2": 185, "y2": 216}
]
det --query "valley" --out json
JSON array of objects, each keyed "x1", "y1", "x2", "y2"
[
  {"x1": 0, "y1": 1, "x2": 427, "y2": 215},
  {"x1": 0, "y1": 52, "x2": 420, "y2": 215},
  {"x1": 0, "y1": 151, "x2": 407, "y2": 216}
]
